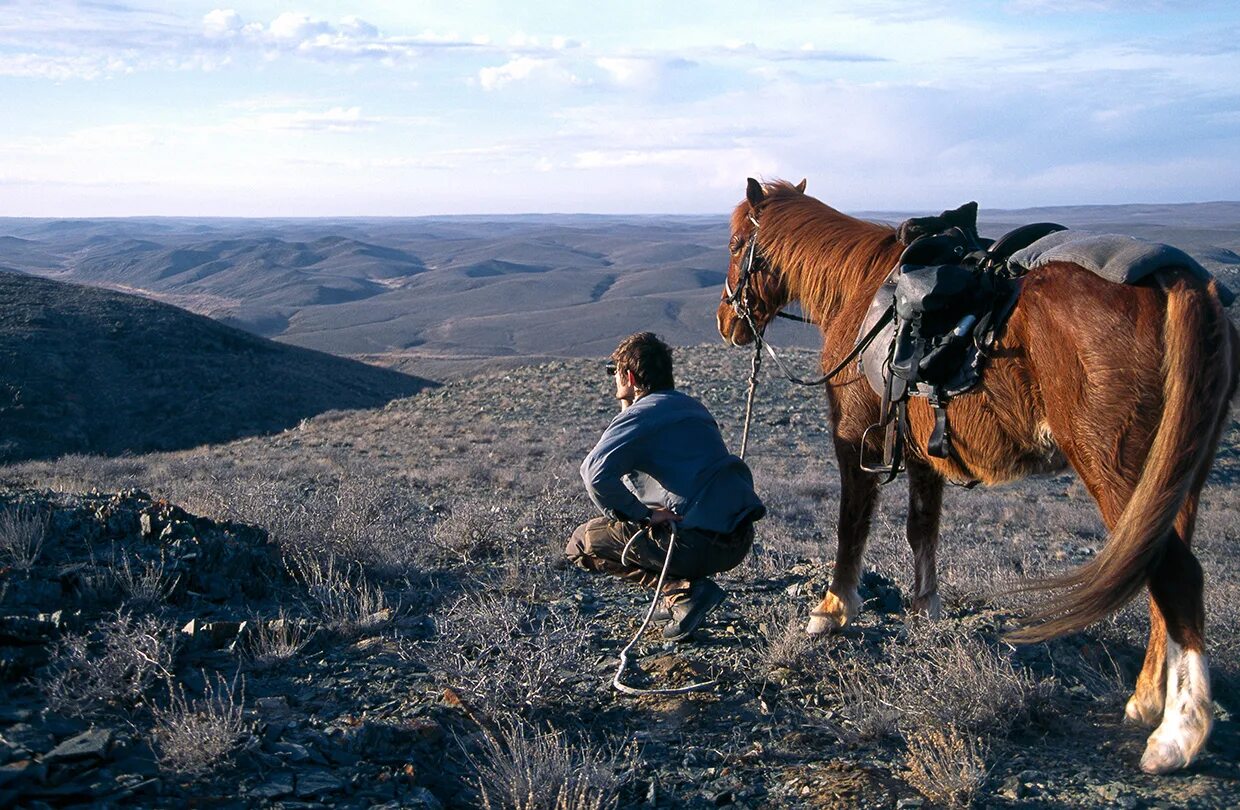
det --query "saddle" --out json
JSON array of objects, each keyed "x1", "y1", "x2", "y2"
[{"x1": 857, "y1": 203, "x2": 1065, "y2": 482}]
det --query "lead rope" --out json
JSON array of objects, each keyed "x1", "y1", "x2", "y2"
[
  {"x1": 611, "y1": 523, "x2": 719, "y2": 696},
  {"x1": 738, "y1": 338, "x2": 763, "y2": 461}
]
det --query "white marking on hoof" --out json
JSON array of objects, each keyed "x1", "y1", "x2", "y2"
[
  {"x1": 805, "y1": 613, "x2": 835, "y2": 635},
  {"x1": 1141, "y1": 640, "x2": 1212, "y2": 774},
  {"x1": 806, "y1": 590, "x2": 859, "y2": 635},
  {"x1": 1140, "y1": 738, "x2": 1189, "y2": 775},
  {"x1": 1124, "y1": 694, "x2": 1162, "y2": 727}
]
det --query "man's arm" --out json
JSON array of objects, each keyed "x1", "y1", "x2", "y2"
[{"x1": 580, "y1": 415, "x2": 653, "y2": 525}]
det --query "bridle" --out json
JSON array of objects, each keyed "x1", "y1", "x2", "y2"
[
  {"x1": 723, "y1": 216, "x2": 812, "y2": 326},
  {"x1": 723, "y1": 210, "x2": 895, "y2": 457}
]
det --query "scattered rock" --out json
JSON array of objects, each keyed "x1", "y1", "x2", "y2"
[
  {"x1": 43, "y1": 729, "x2": 112, "y2": 764},
  {"x1": 0, "y1": 759, "x2": 42, "y2": 790},
  {"x1": 249, "y1": 771, "x2": 295, "y2": 799},
  {"x1": 295, "y1": 769, "x2": 344, "y2": 799}
]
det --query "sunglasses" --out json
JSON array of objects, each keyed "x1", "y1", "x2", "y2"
[{"x1": 605, "y1": 362, "x2": 618, "y2": 378}]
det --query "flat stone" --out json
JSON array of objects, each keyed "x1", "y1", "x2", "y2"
[
  {"x1": 296, "y1": 769, "x2": 344, "y2": 798},
  {"x1": 1, "y1": 724, "x2": 54, "y2": 756},
  {"x1": 404, "y1": 786, "x2": 445, "y2": 810},
  {"x1": 44, "y1": 729, "x2": 112, "y2": 764},
  {"x1": 273, "y1": 741, "x2": 311, "y2": 762},
  {"x1": 256, "y1": 696, "x2": 290, "y2": 718},
  {"x1": 249, "y1": 771, "x2": 295, "y2": 799},
  {"x1": 0, "y1": 759, "x2": 42, "y2": 789}
]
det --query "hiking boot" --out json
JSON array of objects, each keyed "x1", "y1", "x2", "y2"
[{"x1": 662, "y1": 579, "x2": 726, "y2": 642}]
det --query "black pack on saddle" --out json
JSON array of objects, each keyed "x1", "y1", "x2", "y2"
[{"x1": 857, "y1": 203, "x2": 1065, "y2": 482}]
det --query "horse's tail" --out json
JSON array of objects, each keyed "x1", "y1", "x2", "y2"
[{"x1": 1007, "y1": 271, "x2": 1236, "y2": 644}]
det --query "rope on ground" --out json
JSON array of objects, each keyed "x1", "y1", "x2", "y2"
[{"x1": 611, "y1": 524, "x2": 718, "y2": 696}]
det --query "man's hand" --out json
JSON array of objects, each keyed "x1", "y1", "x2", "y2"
[{"x1": 648, "y1": 508, "x2": 682, "y2": 526}]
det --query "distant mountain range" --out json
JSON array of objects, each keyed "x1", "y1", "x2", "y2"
[
  {"x1": 0, "y1": 271, "x2": 433, "y2": 462},
  {"x1": 0, "y1": 204, "x2": 1236, "y2": 379}
]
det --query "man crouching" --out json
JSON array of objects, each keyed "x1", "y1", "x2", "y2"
[{"x1": 566, "y1": 332, "x2": 765, "y2": 642}]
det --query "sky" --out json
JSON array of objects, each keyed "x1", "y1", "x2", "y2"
[{"x1": 1, "y1": 1, "x2": 1238, "y2": 216}]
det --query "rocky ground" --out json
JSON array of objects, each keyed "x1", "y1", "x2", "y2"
[{"x1": 1, "y1": 346, "x2": 1237, "y2": 808}]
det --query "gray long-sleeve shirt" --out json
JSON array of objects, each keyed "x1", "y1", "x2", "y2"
[{"x1": 580, "y1": 389, "x2": 765, "y2": 533}]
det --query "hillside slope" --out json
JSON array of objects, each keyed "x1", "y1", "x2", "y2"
[{"x1": 0, "y1": 271, "x2": 433, "y2": 462}]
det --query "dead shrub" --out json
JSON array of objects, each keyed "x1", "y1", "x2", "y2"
[
  {"x1": 285, "y1": 550, "x2": 391, "y2": 638},
  {"x1": 242, "y1": 609, "x2": 309, "y2": 670},
  {"x1": 43, "y1": 613, "x2": 177, "y2": 716},
  {"x1": 429, "y1": 592, "x2": 593, "y2": 712},
  {"x1": 758, "y1": 604, "x2": 816, "y2": 672},
  {"x1": 113, "y1": 551, "x2": 179, "y2": 609},
  {"x1": 0, "y1": 505, "x2": 48, "y2": 570},
  {"x1": 904, "y1": 725, "x2": 990, "y2": 809},
  {"x1": 470, "y1": 718, "x2": 631, "y2": 810},
  {"x1": 890, "y1": 627, "x2": 1046, "y2": 737},
  {"x1": 152, "y1": 672, "x2": 250, "y2": 777},
  {"x1": 819, "y1": 625, "x2": 1048, "y2": 745}
]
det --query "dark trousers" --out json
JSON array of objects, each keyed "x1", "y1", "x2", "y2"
[{"x1": 565, "y1": 517, "x2": 754, "y2": 593}]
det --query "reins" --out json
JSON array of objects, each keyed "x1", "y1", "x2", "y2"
[{"x1": 728, "y1": 217, "x2": 893, "y2": 456}]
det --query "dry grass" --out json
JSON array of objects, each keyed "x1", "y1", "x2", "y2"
[
  {"x1": 284, "y1": 550, "x2": 392, "y2": 638},
  {"x1": 0, "y1": 504, "x2": 47, "y2": 570},
  {"x1": 151, "y1": 672, "x2": 250, "y2": 777},
  {"x1": 470, "y1": 718, "x2": 632, "y2": 810},
  {"x1": 241, "y1": 609, "x2": 309, "y2": 670},
  {"x1": 44, "y1": 612, "x2": 177, "y2": 716},
  {"x1": 904, "y1": 725, "x2": 990, "y2": 809},
  {"x1": 113, "y1": 551, "x2": 179, "y2": 609}
]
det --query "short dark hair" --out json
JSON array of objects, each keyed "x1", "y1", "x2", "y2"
[{"x1": 611, "y1": 332, "x2": 674, "y2": 393}]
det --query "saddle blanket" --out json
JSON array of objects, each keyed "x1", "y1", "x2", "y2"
[{"x1": 1010, "y1": 230, "x2": 1235, "y2": 307}]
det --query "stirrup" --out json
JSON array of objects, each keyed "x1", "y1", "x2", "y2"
[{"x1": 859, "y1": 421, "x2": 904, "y2": 481}]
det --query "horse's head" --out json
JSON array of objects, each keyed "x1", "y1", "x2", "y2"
[{"x1": 716, "y1": 177, "x2": 804, "y2": 346}]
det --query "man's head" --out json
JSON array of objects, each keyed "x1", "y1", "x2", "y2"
[{"x1": 610, "y1": 332, "x2": 674, "y2": 400}]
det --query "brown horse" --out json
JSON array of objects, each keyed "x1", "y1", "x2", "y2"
[{"x1": 717, "y1": 178, "x2": 1238, "y2": 774}]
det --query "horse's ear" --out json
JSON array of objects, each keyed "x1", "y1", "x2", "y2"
[
  {"x1": 795, "y1": 178, "x2": 807, "y2": 193},
  {"x1": 746, "y1": 177, "x2": 765, "y2": 208}
]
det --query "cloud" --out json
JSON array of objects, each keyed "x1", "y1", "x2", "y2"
[
  {"x1": 238, "y1": 106, "x2": 371, "y2": 133},
  {"x1": 268, "y1": 12, "x2": 333, "y2": 42},
  {"x1": 595, "y1": 57, "x2": 658, "y2": 87},
  {"x1": 479, "y1": 57, "x2": 577, "y2": 90},
  {"x1": 202, "y1": 9, "x2": 243, "y2": 39}
]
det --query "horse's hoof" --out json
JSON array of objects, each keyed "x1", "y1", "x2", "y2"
[
  {"x1": 911, "y1": 593, "x2": 941, "y2": 620},
  {"x1": 1124, "y1": 694, "x2": 1162, "y2": 727},
  {"x1": 1140, "y1": 737, "x2": 1189, "y2": 775},
  {"x1": 806, "y1": 591, "x2": 858, "y2": 635},
  {"x1": 805, "y1": 613, "x2": 838, "y2": 635}
]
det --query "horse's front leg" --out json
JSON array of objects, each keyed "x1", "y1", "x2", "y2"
[
  {"x1": 906, "y1": 459, "x2": 944, "y2": 619},
  {"x1": 807, "y1": 437, "x2": 878, "y2": 634}
]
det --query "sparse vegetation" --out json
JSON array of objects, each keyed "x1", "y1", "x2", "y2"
[
  {"x1": 151, "y1": 673, "x2": 250, "y2": 776},
  {"x1": 470, "y1": 719, "x2": 632, "y2": 810},
  {"x1": 43, "y1": 612, "x2": 177, "y2": 717},
  {"x1": 904, "y1": 725, "x2": 990, "y2": 809},
  {"x1": 0, "y1": 504, "x2": 47, "y2": 570},
  {"x1": 1, "y1": 348, "x2": 1237, "y2": 806}
]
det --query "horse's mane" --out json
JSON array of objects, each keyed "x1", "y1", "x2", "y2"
[{"x1": 738, "y1": 180, "x2": 899, "y2": 320}]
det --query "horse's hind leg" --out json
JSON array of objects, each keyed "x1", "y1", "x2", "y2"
[
  {"x1": 1140, "y1": 534, "x2": 1211, "y2": 774},
  {"x1": 906, "y1": 460, "x2": 944, "y2": 618},
  {"x1": 807, "y1": 438, "x2": 878, "y2": 634},
  {"x1": 1125, "y1": 493, "x2": 1199, "y2": 727}
]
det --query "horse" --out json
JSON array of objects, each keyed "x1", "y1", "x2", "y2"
[{"x1": 716, "y1": 177, "x2": 1238, "y2": 774}]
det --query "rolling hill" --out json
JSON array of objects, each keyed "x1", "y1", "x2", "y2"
[
  {"x1": 0, "y1": 271, "x2": 433, "y2": 462},
  {"x1": 0, "y1": 205, "x2": 1236, "y2": 380}
]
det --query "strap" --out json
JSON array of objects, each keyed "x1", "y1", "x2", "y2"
[
  {"x1": 759, "y1": 305, "x2": 893, "y2": 387},
  {"x1": 928, "y1": 396, "x2": 950, "y2": 459}
]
